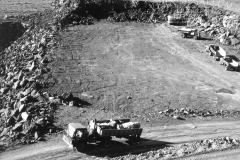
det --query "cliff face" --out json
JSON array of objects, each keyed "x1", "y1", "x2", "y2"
[{"x1": 0, "y1": 20, "x2": 26, "y2": 51}]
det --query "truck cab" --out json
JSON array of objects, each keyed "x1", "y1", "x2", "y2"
[{"x1": 63, "y1": 123, "x2": 88, "y2": 150}]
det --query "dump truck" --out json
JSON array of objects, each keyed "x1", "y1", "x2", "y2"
[
  {"x1": 178, "y1": 28, "x2": 200, "y2": 40},
  {"x1": 63, "y1": 119, "x2": 143, "y2": 151},
  {"x1": 205, "y1": 44, "x2": 227, "y2": 61},
  {"x1": 220, "y1": 56, "x2": 239, "y2": 71}
]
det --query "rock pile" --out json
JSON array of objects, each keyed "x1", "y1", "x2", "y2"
[
  {"x1": 113, "y1": 137, "x2": 240, "y2": 160},
  {"x1": 137, "y1": 108, "x2": 240, "y2": 122},
  {"x1": 158, "y1": 108, "x2": 240, "y2": 118},
  {"x1": 188, "y1": 8, "x2": 240, "y2": 46},
  {"x1": 0, "y1": 2, "x2": 80, "y2": 148},
  {"x1": 51, "y1": 1, "x2": 240, "y2": 47},
  {"x1": 0, "y1": 24, "x2": 59, "y2": 147}
]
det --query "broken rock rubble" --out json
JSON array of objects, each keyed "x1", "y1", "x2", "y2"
[
  {"x1": 0, "y1": 2, "x2": 83, "y2": 148},
  {"x1": 113, "y1": 137, "x2": 240, "y2": 160},
  {"x1": 159, "y1": 108, "x2": 240, "y2": 118},
  {"x1": 137, "y1": 108, "x2": 240, "y2": 122}
]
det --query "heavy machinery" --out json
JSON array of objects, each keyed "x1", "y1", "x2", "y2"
[
  {"x1": 205, "y1": 44, "x2": 227, "y2": 61},
  {"x1": 220, "y1": 56, "x2": 239, "y2": 71},
  {"x1": 63, "y1": 119, "x2": 143, "y2": 151},
  {"x1": 178, "y1": 28, "x2": 200, "y2": 40}
]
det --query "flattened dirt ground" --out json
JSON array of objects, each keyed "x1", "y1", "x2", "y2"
[{"x1": 47, "y1": 21, "x2": 240, "y2": 127}]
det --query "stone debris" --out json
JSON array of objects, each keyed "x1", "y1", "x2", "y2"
[
  {"x1": 0, "y1": 0, "x2": 80, "y2": 148},
  {"x1": 51, "y1": 1, "x2": 240, "y2": 47},
  {"x1": 112, "y1": 137, "x2": 240, "y2": 160},
  {"x1": 158, "y1": 108, "x2": 240, "y2": 118},
  {"x1": 138, "y1": 108, "x2": 240, "y2": 122}
]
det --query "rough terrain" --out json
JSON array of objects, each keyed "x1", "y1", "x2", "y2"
[{"x1": 1, "y1": 0, "x2": 240, "y2": 159}]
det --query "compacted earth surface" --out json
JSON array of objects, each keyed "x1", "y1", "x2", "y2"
[
  {"x1": 51, "y1": 21, "x2": 240, "y2": 127},
  {"x1": 1, "y1": 1, "x2": 240, "y2": 160}
]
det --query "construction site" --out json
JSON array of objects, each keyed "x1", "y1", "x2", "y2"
[{"x1": 1, "y1": 0, "x2": 240, "y2": 159}]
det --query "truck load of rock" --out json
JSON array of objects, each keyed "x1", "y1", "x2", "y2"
[{"x1": 117, "y1": 122, "x2": 141, "y2": 129}]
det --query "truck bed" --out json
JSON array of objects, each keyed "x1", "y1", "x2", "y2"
[
  {"x1": 96, "y1": 119, "x2": 130, "y2": 124},
  {"x1": 97, "y1": 127, "x2": 143, "y2": 137}
]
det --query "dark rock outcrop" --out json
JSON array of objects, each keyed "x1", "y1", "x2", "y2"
[{"x1": 0, "y1": 19, "x2": 26, "y2": 52}]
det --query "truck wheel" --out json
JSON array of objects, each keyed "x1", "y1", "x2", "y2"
[
  {"x1": 76, "y1": 142, "x2": 86, "y2": 151},
  {"x1": 103, "y1": 140, "x2": 112, "y2": 148},
  {"x1": 182, "y1": 33, "x2": 186, "y2": 38}
]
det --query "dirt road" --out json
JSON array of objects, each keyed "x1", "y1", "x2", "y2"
[{"x1": 1, "y1": 120, "x2": 240, "y2": 160}]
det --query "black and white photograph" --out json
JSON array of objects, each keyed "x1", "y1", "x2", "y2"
[{"x1": 0, "y1": 0, "x2": 240, "y2": 159}]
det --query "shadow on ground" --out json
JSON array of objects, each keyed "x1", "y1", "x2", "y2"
[
  {"x1": 198, "y1": 37, "x2": 213, "y2": 41},
  {"x1": 77, "y1": 138, "x2": 172, "y2": 158},
  {"x1": 0, "y1": 145, "x2": 6, "y2": 152}
]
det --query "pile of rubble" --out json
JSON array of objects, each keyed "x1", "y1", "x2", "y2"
[
  {"x1": 113, "y1": 137, "x2": 240, "y2": 160},
  {"x1": 159, "y1": 108, "x2": 240, "y2": 119},
  {"x1": 51, "y1": 1, "x2": 240, "y2": 47},
  {"x1": 136, "y1": 108, "x2": 240, "y2": 122},
  {"x1": 0, "y1": 2, "x2": 81, "y2": 148},
  {"x1": 188, "y1": 7, "x2": 240, "y2": 46}
]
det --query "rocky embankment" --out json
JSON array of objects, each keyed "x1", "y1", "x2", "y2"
[
  {"x1": 0, "y1": 5, "x2": 76, "y2": 149},
  {"x1": 52, "y1": 0, "x2": 240, "y2": 46},
  {"x1": 1, "y1": 0, "x2": 240, "y2": 150},
  {"x1": 113, "y1": 137, "x2": 240, "y2": 160}
]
